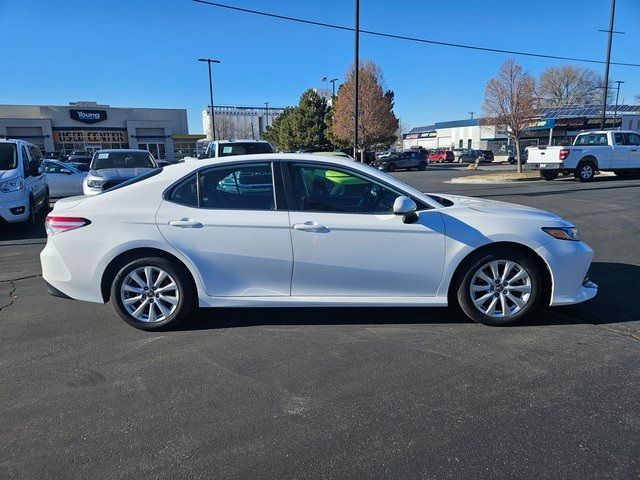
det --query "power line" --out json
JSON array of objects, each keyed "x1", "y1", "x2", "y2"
[{"x1": 192, "y1": 0, "x2": 640, "y2": 68}]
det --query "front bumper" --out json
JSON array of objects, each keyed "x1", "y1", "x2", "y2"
[
  {"x1": 535, "y1": 239, "x2": 597, "y2": 306},
  {"x1": 0, "y1": 197, "x2": 29, "y2": 223}
]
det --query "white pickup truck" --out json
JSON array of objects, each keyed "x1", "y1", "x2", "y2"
[{"x1": 528, "y1": 130, "x2": 640, "y2": 182}]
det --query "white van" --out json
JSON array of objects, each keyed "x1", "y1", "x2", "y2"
[{"x1": 0, "y1": 139, "x2": 49, "y2": 224}]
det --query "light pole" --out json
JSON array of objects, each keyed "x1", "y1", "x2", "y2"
[
  {"x1": 330, "y1": 78, "x2": 338, "y2": 97},
  {"x1": 613, "y1": 80, "x2": 625, "y2": 127},
  {"x1": 353, "y1": 0, "x2": 360, "y2": 161},
  {"x1": 599, "y1": 0, "x2": 616, "y2": 128},
  {"x1": 198, "y1": 58, "x2": 221, "y2": 141},
  {"x1": 264, "y1": 102, "x2": 270, "y2": 130}
]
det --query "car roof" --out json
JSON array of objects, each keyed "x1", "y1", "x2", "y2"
[
  {"x1": 209, "y1": 139, "x2": 271, "y2": 144},
  {"x1": 92, "y1": 149, "x2": 151, "y2": 153}
]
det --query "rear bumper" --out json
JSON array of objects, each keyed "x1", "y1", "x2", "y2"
[
  {"x1": 529, "y1": 162, "x2": 565, "y2": 170},
  {"x1": 45, "y1": 280, "x2": 74, "y2": 300}
]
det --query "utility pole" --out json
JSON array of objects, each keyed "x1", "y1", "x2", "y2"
[
  {"x1": 600, "y1": 0, "x2": 616, "y2": 129},
  {"x1": 264, "y1": 102, "x2": 270, "y2": 129},
  {"x1": 198, "y1": 58, "x2": 221, "y2": 140},
  {"x1": 468, "y1": 112, "x2": 475, "y2": 119},
  {"x1": 353, "y1": 0, "x2": 360, "y2": 161},
  {"x1": 330, "y1": 78, "x2": 338, "y2": 97},
  {"x1": 613, "y1": 80, "x2": 625, "y2": 127}
]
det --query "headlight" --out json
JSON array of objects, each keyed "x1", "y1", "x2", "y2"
[
  {"x1": 87, "y1": 179, "x2": 105, "y2": 188},
  {"x1": 0, "y1": 177, "x2": 24, "y2": 193},
  {"x1": 542, "y1": 227, "x2": 580, "y2": 241}
]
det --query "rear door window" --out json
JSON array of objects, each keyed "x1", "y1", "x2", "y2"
[{"x1": 199, "y1": 163, "x2": 275, "y2": 210}]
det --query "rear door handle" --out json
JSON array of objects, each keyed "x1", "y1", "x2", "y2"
[
  {"x1": 292, "y1": 221, "x2": 328, "y2": 232},
  {"x1": 169, "y1": 218, "x2": 203, "y2": 228},
  {"x1": 631, "y1": 149, "x2": 638, "y2": 152}
]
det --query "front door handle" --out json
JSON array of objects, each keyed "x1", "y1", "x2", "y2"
[
  {"x1": 169, "y1": 218, "x2": 203, "y2": 228},
  {"x1": 631, "y1": 149, "x2": 638, "y2": 152},
  {"x1": 292, "y1": 221, "x2": 328, "y2": 232}
]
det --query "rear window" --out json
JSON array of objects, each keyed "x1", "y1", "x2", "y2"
[
  {"x1": 217, "y1": 142, "x2": 274, "y2": 157},
  {"x1": 0, "y1": 143, "x2": 18, "y2": 171},
  {"x1": 575, "y1": 134, "x2": 608, "y2": 146},
  {"x1": 91, "y1": 151, "x2": 157, "y2": 170}
]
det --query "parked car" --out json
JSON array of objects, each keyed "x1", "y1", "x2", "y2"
[
  {"x1": 373, "y1": 151, "x2": 428, "y2": 171},
  {"x1": 528, "y1": 130, "x2": 640, "y2": 181},
  {"x1": 65, "y1": 151, "x2": 92, "y2": 172},
  {"x1": 507, "y1": 150, "x2": 528, "y2": 165},
  {"x1": 44, "y1": 151, "x2": 64, "y2": 160},
  {"x1": 478, "y1": 150, "x2": 495, "y2": 163},
  {"x1": 452, "y1": 149, "x2": 468, "y2": 162},
  {"x1": 0, "y1": 139, "x2": 49, "y2": 225},
  {"x1": 428, "y1": 150, "x2": 455, "y2": 163},
  {"x1": 459, "y1": 150, "x2": 495, "y2": 163},
  {"x1": 195, "y1": 140, "x2": 274, "y2": 160},
  {"x1": 82, "y1": 149, "x2": 159, "y2": 196},
  {"x1": 43, "y1": 160, "x2": 86, "y2": 198},
  {"x1": 41, "y1": 153, "x2": 597, "y2": 331}
]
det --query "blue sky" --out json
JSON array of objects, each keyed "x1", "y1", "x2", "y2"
[{"x1": 1, "y1": 0, "x2": 638, "y2": 133}]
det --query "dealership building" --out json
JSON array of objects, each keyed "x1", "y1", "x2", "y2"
[
  {"x1": 0, "y1": 101, "x2": 191, "y2": 161},
  {"x1": 404, "y1": 105, "x2": 640, "y2": 153}
]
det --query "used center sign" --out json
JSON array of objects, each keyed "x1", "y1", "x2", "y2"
[{"x1": 69, "y1": 109, "x2": 108, "y2": 124}]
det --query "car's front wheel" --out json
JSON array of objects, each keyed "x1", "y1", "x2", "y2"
[
  {"x1": 387, "y1": 163, "x2": 396, "y2": 172},
  {"x1": 418, "y1": 161, "x2": 427, "y2": 171},
  {"x1": 456, "y1": 248, "x2": 541, "y2": 326},
  {"x1": 111, "y1": 257, "x2": 195, "y2": 331}
]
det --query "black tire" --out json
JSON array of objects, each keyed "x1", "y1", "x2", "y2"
[
  {"x1": 508, "y1": 158, "x2": 516, "y2": 165},
  {"x1": 418, "y1": 161, "x2": 427, "y2": 171},
  {"x1": 39, "y1": 188, "x2": 51, "y2": 217},
  {"x1": 540, "y1": 170, "x2": 559, "y2": 181},
  {"x1": 111, "y1": 256, "x2": 195, "y2": 331},
  {"x1": 574, "y1": 161, "x2": 596, "y2": 182},
  {"x1": 455, "y1": 247, "x2": 542, "y2": 326},
  {"x1": 387, "y1": 163, "x2": 396, "y2": 172}
]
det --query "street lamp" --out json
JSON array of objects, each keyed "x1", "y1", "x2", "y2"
[
  {"x1": 264, "y1": 102, "x2": 270, "y2": 130},
  {"x1": 330, "y1": 78, "x2": 338, "y2": 97},
  {"x1": 353, "y1": 0, "x2": 360, "y2": 161},
  {"x1": 198, "y1": 58, "x2": 221, "y2": 141}
]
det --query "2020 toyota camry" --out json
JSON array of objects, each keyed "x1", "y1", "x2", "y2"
[{"x1": 40, "y1": 154, "x2": 597, "y2": 330}]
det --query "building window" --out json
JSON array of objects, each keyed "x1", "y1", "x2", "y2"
[
  {"x1": 467, "y1": 139, "x2": 472, "y2": 149},
  {"x1": 459, "y1": 139, "x2": 463, "y2": 148}
]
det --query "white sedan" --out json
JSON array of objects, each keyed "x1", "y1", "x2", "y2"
[
  {"x1": 43, "y1": 160, "x2": 86, "y2": 198},
  {"x1": 40, "y1": 154, "x2": 597, "y2": 330}
]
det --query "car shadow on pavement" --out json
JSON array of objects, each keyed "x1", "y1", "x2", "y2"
[
  {"x1": 177, "y1": 262, "x2": 639, "y2": 331},
  {"x1": 0, "y1": 220, "x2": 47, "y2": 243}
]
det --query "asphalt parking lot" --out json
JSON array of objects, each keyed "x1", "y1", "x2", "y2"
[{"x1": 1, "y1": 164, "x2": 639, "y2": 479}]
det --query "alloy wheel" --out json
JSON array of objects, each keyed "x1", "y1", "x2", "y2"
[
  {"x1": 580, "y1": 165, "x2": 593, "y2": 180},
  {"x1": 120, "y1": 266, "x2": 180, "y2": 323},
  {"x1": 469, "y1": 260, "x2": 532, "y2": 319}
]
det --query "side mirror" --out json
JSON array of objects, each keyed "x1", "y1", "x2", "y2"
[
  {"x1": 29, "y1": 161, "x2": 40, "y2": 177},
  {"x1": 393, "y1": 196, "x2": 419, "y2": 224}
]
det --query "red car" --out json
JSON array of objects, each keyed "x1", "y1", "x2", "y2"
[{"x1": 428, "y1": 150, "x2": 454, "y2": 163}]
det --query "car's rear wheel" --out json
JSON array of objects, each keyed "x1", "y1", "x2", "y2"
[
  {"x1": 111, "y1": 257, "x2": 195, "y2": 331},
  {"x1": 418, "y1": 161, "x2": 427, "y2": 171},
  {"x1": 456, "y1": 248, "x2": 541, "y2": 326},
  {"x1": 540, "y1": 170, "x2": 559, "y2": 181},
  {"x1": 387, "y1": 163, "x2": 396, "y2": 172},
  {"x1": 574, "y1": 161, "x2": 596, "y2": 182}
]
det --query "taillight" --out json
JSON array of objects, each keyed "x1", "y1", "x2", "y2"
[
  {"x1": 559, "y1": 149, "x2": 570, "y2": 160},
  {"x1": 45, "y1": 216, "x2": 91, "y2": 236}
]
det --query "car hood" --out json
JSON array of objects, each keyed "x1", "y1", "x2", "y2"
[
  {"x1": 89, "y1": 168, "x2": 155, "y2": 180},
  {"x1": 430, "y1": 193, "x2": 568, "y2": 224}
]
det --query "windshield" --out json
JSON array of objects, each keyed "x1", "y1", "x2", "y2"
[
  {"x1": 217, "y1": 142, "x2": 274, "y2": 157},
  {"x1": 91, "y1": 151, "x2": 156, "y2": 170},
  {"x1": 574, "y1": 134, "x2": 608, "y2": 146},
  {"x1": 0, "y1": 143, "x2": 18, "y2": 171}
]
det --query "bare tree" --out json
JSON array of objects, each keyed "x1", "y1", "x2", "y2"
[
  {"x1": 330, "y1": 60, "x2": 399, "y2": 159},
  {"x1": 482, "y1": 59, "x2": 536, "y2": 173},
  {"x1": 536, "y1": 65, "x2": 603, "y2": 107}
]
